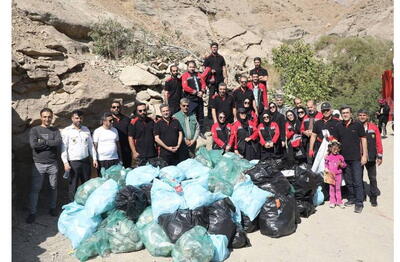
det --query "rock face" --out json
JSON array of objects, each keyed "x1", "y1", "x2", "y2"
[{"x1": 119, "y1": 65, "x2": 162, "y2": 86}]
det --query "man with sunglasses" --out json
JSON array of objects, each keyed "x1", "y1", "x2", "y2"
[
  {"x1": 128, "y1": 103, "x2": 157, "y2": 166},
  {"x1": 93, "y1": 112, "x2": 122, "y2": 173},
  {"x1": 164, "y1": 65, "x2": 182, "y2": 116},
  {"x1": 232, "y1": 76, "x2": 257, "y2": 121},
  {"x1": 110, "y1": 100, "x2": 132, "y2": 168}
]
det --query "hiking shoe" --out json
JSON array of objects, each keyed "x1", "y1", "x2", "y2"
[
  {"x1": 26, "y1": 214, "x2": 36, "y2": 224},
  {"x1": 49, "y1": 208, "x2": 58, "y2": 217},
  {"x1": 354, "y1": 205, "x2": 363, "y2": 213},
  {"x1": 344, "y1": 200, "x2": 355, "y2": 207},
  {"x1": 370, "y1": 196, "x2": 378, "y2": 207},
  {"x1": 338, "y1": 204, "x2": 345, "y2": 209},
  {"x1": 329, "y1": 203, "x2": 335, "y2": 208}
]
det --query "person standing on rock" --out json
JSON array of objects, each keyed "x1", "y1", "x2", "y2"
[
  {"x1": 128, "y1": 103, "x2": 157, "y2": 166},
  {"x1": 110, "y1": 100, "x2": 132, "y2": 168},
  {"x1": 247, "y1": 72, "x2": 268, "y2": 114},
  {"x1": 154, "y1": 104, "x2": 183, "y2": 165},
  {"x1": 210, "y1": 82, "x2": 235, "y2": 124},
  {"x1": 203, "y1": 42, "x2": 228, "y2": 119},
  {"x1": 93, "y1": 112, "x2": 122, "y2": 173},
  {"x1": 232, "y1": 75, "x2": 257, "y2": 122},
  {"x1": 163, "y1": 65, "x2": 182, "y2": 116},
  {"x1": 26, "y1": 108, "x2": 62, "y2": 224},
  {"x1": 336, "y1": 105, "x2": 368, "y2": 213},
  {"x1": 181, "y1": 60, "x2": 207, "y2": 137},
  {"x1": 61, "y1": 110, "x2": 98, "y2": 202},
  {"x1": 173, "y1": 98, "x2": 200, "y2": 161},
  {"x1": 249, "y1": 57, "x2": 268, "y2": 86},
  {"x1": 358, "y1": 109, "x2": 383, "y2": 207}
]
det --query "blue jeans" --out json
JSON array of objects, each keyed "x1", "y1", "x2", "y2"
[
  {"x1": 343, "y1": 160, "x2": 364, "y2": 206},
  {"x1": 29, "y1": 162, "x2": 58, "y2": 214}
]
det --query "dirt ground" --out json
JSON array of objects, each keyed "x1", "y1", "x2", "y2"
[{"x1": 12, "y1": 127, "x2": 394, "y2": 262}]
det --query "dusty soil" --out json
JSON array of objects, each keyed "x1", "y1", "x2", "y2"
[{"x1": 12, "y1": 126, "x2": 394, "y2": 262}]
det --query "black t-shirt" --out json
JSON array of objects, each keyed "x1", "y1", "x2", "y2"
[
  {"x1": 232, "y1": 88, "x2": 255, "y2": 110},
  {"x1": 210, "y1": 94, "x2": 234, "y2": 123},
  {"x1": 203, "y1": 53, "x2": 226, "y2": 84},
  {"x1": 249, "y1": 67, "x2": 268, "y2": 85},
  {"x1": 128, "y1": 117, "x2": 157, "y2": 158},
  {"x1": 164, "y1": 76, "x2": 182, "y2": 108},
  {"x1": 154, "y1": 118, "x2": 183, "y2": 155},
  {"x1": 312, "y1": 117, "x2": 340, "y2": 141},
  {"x1": 113, "y1": 114, "x2": 131, "y2": 152},
  {"x1": 336, "y1": 120, "x2": 366, "y2": 161}
]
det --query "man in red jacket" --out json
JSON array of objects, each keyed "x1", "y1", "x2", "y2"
[
  {"x1": 358, "y1": 109, "x2": 383, "y2": 207},
  {"x1": 181, "y1": 60, "x2": 207, "y2": 136}
]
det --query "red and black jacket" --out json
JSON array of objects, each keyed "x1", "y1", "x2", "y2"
[
  {"x1": 229, "y1": 120, "x2": 259, "y2": 150},
  {"x1": 246, "y1": 82, "x2": 268, "y2": 111},
  {"x1": 258, "y1": 122, "x2": 280, "y2": 146},
  {"x1": 211, "y1": 122, "x2": 232, "y2": 149},
  {"x1": 300, "y1": 112, "x2": 323, "y2": 133},
  {"x1": 181, "y1": 70, "x2": 207, "y2": 96},
  {"x1": 365, "y1": 122, "x2": 383, "y2": 161}
]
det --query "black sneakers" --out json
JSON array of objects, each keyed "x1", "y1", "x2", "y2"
[
  {"x1": 354, "y1": 205, "x2": 363, "y2": 213},
  {"x1": 49, "y1": 208, "x2": 58, "y2": 217},
  {"x1": 370, "y1": 196, "x2": 378, "y2": 207},
  {"x1": 344, "y1": 200, "x2": 355, "y2": 207},
  {"x1": 25, "y1": 214, "x2": 36, "y2": 224}
]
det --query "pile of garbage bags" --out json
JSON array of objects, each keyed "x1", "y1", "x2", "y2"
[{"x1": 58, "y1": 149, "x2": 324, "y2": 261}]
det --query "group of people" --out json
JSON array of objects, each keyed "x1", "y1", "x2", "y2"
[{"x1": 25, "y1": 42, "x2": 387, "y2": 224}]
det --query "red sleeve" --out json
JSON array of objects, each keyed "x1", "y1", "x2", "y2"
[
  {"x1": 371, "y1": 123, "x2": 383, "y2": 157},
  {"x1": 199, "y1": 72, "x2": 207, "y2": 91},
  {"x1": 258, "y1": 123, "x2": 266, "y2": 146},
  {"x1": 211, "y1": 123, "x2": 225, "y2": 148},
  {"x1": 181, "y1": 72, "x2": 196, "y2": 94},
  {"x1": 315, "y1": 112, "x2": 323, "y2": 120},
  {"x1": 230, "y1": 122, "x2": 239, "y2": 149},
  {"x1": 286, "y1": 122, "x2": 294, "y2": 140},
  {"x1": 260, "y1": 83, "x2": 268, "y2": 109},
  {"x1": 300, "y1": 117, "x2": 307, "y2": 133},
  {"x1": 201, "y1": 66, "x2": 211, "y2": 81},
  {"x1": 246, "y1": 82, "x2": 253, "y2": 90},
  {"x1": 251, "y1": 111, "x2": 258, "y2": 126},
  {"x1": 271, "y1": 122, "x2": 280, "y2": 144},
  {"x1": 249, "y1": 123, "x2": 259, "y2": 140}
]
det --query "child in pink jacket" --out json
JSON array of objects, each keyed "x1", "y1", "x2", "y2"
[{"x1": 325, "y1": 140, "x2": 347, "y2": 208}]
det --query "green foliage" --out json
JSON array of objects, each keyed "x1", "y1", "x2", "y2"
[{"x1": 272, "y1": 40, "x2": 334, "y2": 102}]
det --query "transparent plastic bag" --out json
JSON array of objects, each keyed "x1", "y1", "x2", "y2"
[
  {"x1": 139, "y1": 222, "x2": 174, "y2": 257},
  {"x1": 74, "y1": 178, "x2": 105, "y2": 205}
]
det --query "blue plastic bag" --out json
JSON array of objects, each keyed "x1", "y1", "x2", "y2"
[
  {"x1": 209, "y1": 234, "x2": 230, "y2": 262},
  {"x1": 229, "y1": 197, "x2": 242, "y2": 224},
  {"x1": 58, "y1": 202, "x2": 102, "y2": 248},
  {"x1": 182, "y1": 182, "x2": 226, "y2": 210},
  {"x1": 85, "y1": 179, "x2": 119, "y2": 217},
  {"x1": 313, "y1": 186, "x2": 324, "y2": 206},
  {"x1": 151, "y1": 179, "x2": 186, "y2": 220},
  {"x1": 125, "y1": 165, "x2": 160, "y2": 186},
  {"x1": 231, "y1": 176, "x2": 274, "y2": 221},
  {"x1": 159, "y1": 166, "x2": 186, "y2": 182},
  {"x1": 178, "y1": 159, "x2": 210, "y2": 179}
]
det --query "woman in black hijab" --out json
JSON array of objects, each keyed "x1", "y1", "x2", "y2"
[
  {"x1": 257, "y1": 110, "x2": 281, "y2": 160},
  {"x1": 285, "y1": 110, "x2": 306, "y2": 163},
  {"x1": 268, "y1": 102, "x2": 285, "y2": 155},
  {"x1": 211, "y1": 111, "x2": 233, "y2": 151}
]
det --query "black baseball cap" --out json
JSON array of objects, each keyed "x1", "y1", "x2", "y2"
[
  {"x1": 321, "y1": 102, "x2": 332, "y2": 111},
  {"x1": 238, "y1": 108, "x2": 246, "y2": 113}
]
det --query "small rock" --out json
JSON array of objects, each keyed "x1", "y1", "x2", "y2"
[
  {"x1": 47, "y1": 75, "x2": 61, "y2": 88},
  {"x1": 136, "y1": 90, "x2": 151, "y2": 102},
  {"x1": 146, "y1": 88, "x2": 162, "y2": 99}
]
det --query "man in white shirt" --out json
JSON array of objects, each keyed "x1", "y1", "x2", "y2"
[
  {"x1": 61, "y1": 110, "x2": 98, "y2": 201},
  {"x1": 93, "y1": 112, "x2": 122, "y2": 174}
]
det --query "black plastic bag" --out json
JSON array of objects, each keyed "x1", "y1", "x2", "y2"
[
  {"x1": 241, "y1": 212, "x2": 259, "y2": 233},
  {"x1": 230, "y1": 223, "x2": 251, "y2": 249},
  {"x1": 259, "y1": 193, "x2": 297, "y2": 238},
  {"x1": 115, "y1": 186, "x2": 148, "y2": 222},
  {"x1": 296, "y1": 200, "x2": 316, "y2": 218},
  {"x1": 207, "y1": 198, "x2": 236, "y2": 242},
  {"x1": 257, "y1": 172, "x2": 292, "y2": 197},
  {"x1": 147, "y1": 157, "x2": 168, "y2": 168},
  {"x1": 138, "y1": 183, "x2": 152, "y2": 205},
  {"x1": 158, "y1": 207, "x2": 209, "y2": 243},
  {"x1": 244, "y1": 165, "x2": 270, "y2": 185},
  {"x1": 287, "y1": 166, "x2": 322, "y2": 201}
]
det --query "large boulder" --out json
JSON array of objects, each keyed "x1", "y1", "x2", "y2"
[{"x1": 119, "y1": 65, "x2": 161, "y2": 86}]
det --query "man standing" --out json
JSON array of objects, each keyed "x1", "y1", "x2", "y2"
[
  {"x1": 376, "y1": 98, "x2": 390, "y2": 137},
  {"x1": 154, "y1": 104, "x2": 183, "y2": 165},
  {"x1": 128, "y1": 103, "x2": 157, "y2": 166},
  {"x1": 336, "y1": 106, "x2": 368, "y2": 213},
  {"x1": 174, "y1": 98, "x2": 200, "y2": 161},
  {"x1": 301, "y1": 100, "x2": 323, "y2": 163},
  {"x1": 275, "y1": 94, "x2": 290, "y2": 116},
  {"x1": 247, "y1": 72, "x2": 268, "y2": 114},
  {"x1": 163, "y1": 65, "x2": 182, "y2": 116},
  {"x1": 181, "y1": 60, "x2": 207, "y2": 135},
  {"x1": 358, "y1": 109, "x2": 383, "y2": 207},
  {"x1": 93, "y1": 112, "x2": 122, "y2": 172},
  {"x1": 27, "y1": 108, "x2": 62, "y2": 224},
  {"x1": 61, "y1": 110, "x2": 98, "y2": 202},
  {"x1": 249, "y1": 57, "x2": 268, "y2": 86},
  {"x1": 110, "y1": 100, "x2": 132, "y2": 168},
  {"x1": 232, "y1": 76, "x2": 257, "y2": 121},
  {"x1": 210, "y1": 82, "x2": 235, "y2": 124}
]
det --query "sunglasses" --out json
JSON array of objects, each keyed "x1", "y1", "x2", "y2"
[
  {"x1": 244, "y1": 102, "x2": 250, "y2": 105},
  {"x1": 111, "y1": 106, "x2": 120, "y2": 109},
  {"x1": 270, "y1": 106, "x2": 276, "y2": 108},
  {"x1": 138, "y1": 109, "x2": 147, "y2": 113},
  {"x1": 322, "y1": 109, "x2": 330, "y2": 112},
  {"x1": 219, "y1": 116, "x2": 226, "y2": 119},
  {"x1": 241, "y1": 81, "x2": 247, "y2": 83},
  {"x1": 298, "y1": 111, "x2": 305, "y2": 114},
  {"x1": 263, "y1": 116, "x2": 270, "y2": 119},
  {"x1": 181, "y1": 104, "x2": 189, "y2": 108}
]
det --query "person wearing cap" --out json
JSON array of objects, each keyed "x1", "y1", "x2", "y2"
[
  {"x1": 230, "y1": 107, "x2": 259, "y2": 160},
  {"x1": 249, "y1": 57, "x2": 268, "y2": 86},
  {"x1": 336, "y1": 105, "x2": 368, "y2": 213},
  {"x1": 258, "y1": 111, "x2": 281, "y2": 160},
  {"x1": 308, "y1": 102, "x2": 340, "y2": 159},
  {"x1": 376, "y1": 98, "x2": 390, "y2": 137},
  {"x1": 358, "y1": 109, "x2": 383, "y2": 207},
  {"x1": 211, "y1": 111, "x2": 233, "y2": 151}
]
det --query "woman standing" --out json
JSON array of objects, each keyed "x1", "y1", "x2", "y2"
[
  {"x1": 211, "y1": 112, "x2": 233, "y2": 151},
  {"x1": 285, "y1": 110, "x2": 306, "y2": 163},
  {"x1": 268, "y1": 102, "x2": 285, "y2": 155},
  {"x1": 258, "y1": 111, "x2": 281, "y2": 160}
]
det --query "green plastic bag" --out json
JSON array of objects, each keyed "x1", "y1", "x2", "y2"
[
  {"x1": 74, "y1": 178, "x2": 105, "y2": 205},
  {"x1": 172, "y1": 226, "x2": 214, "y2": 262},
  {"x1": 99, "y1": 209, "x2": 127, "y2": 229},
  {"x1": 106, "y1": 217, "x2": 143, "y2": 253},
  {"x1": 136, "y1": 206, "x2": 154, "y2": 230},
  {"x1": 208, "y1": 171, "x2": 233, "y2": 196},
  {"x1": 101, "y1": 164, "x2": 126, "y2": 187},
  {"x1": 195, "y1": 148, "x2": 223, "y2": 168},
  {"x1": 139, "y1": 222, "x2": 174, "y2": 257},
  {"x1": 75, "y1": 229, "x2": 110, "y2": 261}
]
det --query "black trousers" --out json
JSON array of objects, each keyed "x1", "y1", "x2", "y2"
[
  {"x1": 363, "y1": 161, "x2": 379, "y2": 197},
  {"x1": 121, "y1": 149, "x2": 132, "y2": 168},
  {"x1": 160, "y1": 153, "x2": 179, "y2": 166},
  {"x1": 378, "y1": 117, "x2": 388, "y2": 136},
  {"x1": 98, "y1": 159, "x2": 120, "y2": 176},
  {"x1": 178, "y1": 141, "x2": 197, "y2": 162},
  {"x1": 69, "y1": 158, "x2": 91, "y2": 201}
]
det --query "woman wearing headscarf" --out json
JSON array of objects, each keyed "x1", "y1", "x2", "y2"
[
  {"x1": 268, "y1": 101, "x2": 286, "y2": 155},
  {"x1": 243, "y1": 98, "x2": 258, "y2": 126},
  {"x1": 285, "y1": 110, "x2": 306, "y2": 163},
  {"x1": 211, "y1": 111, "x2": 233, "y2": 151},
  {"x1": 230, "y1": 107, "x2": 259, "y2": 160},
  {"x1": 257, "y1": 111, "x2": 280, "y2": 160}
]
